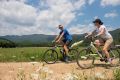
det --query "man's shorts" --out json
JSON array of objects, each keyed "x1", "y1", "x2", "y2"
[{"x1": 62, "y1": 39, "x2": 72, "y2": 47}]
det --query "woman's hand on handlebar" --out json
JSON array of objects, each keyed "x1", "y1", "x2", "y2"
[{"x1": 84, "y1": 33, "x2": 91, "y2": 38}]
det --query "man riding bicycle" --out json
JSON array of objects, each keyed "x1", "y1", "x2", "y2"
[
  {"x1": 87, "y1": 19, "x2": 113, "y2": 64},
  {"x1": 54, "y1": 25, "x2": 72, "y2": 62}
]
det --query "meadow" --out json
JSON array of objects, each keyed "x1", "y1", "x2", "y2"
[
  {"x1": 0, "y1": 47, "x2": 49, "y2": 62},
  {"x1": 0, "y1": 46, "x2": 119, "y2": 62}
]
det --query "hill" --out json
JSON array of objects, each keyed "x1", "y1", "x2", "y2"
[{"x1": 0, "y1": 28, "x2": 120, "y2": 47}]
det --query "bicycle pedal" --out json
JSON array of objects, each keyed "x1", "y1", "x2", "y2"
[
  {"x1": 100, "y1": 58, "x2": 105, "y2": 62},
  {"x1": 105, "y1": 59, "x2": 108, "y2": 63}
]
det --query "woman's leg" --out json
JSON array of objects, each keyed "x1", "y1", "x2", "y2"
[{"x1": 102, "y1": 38, "x2": 113, "y2": 63}]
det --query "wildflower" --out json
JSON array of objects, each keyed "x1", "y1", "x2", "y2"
[
  {"x1": 30, "y1": 62, "x2": 38, "y2": 65},
  {"x1": 62, "y1": 73, "x2": 78, "y2": 80},
  {"x1": 12, "y1": 55, "x2": 16, "y2": 58},
  {"x1": 95, "y1": 72, "x2": 105, "y2": 79},
  {"x1": 31, "y1": 73, "x2": 39, "y2": 80}
]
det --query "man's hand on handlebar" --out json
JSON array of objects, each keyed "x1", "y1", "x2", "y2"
[
  {"x1": 52, "y1": 40, "x2": 60, "y2": 43},
  {"x1": 56, "y1": 40, "x2": 60, "y2": 43}
]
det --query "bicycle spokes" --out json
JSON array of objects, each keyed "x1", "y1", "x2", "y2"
[{"x1": 77, "y1": 49, "x2": 95, "y2": 69}]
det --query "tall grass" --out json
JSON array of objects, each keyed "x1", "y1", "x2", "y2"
[{"x1": 114, "y1": 67, "x2": 120, "y2": 80}]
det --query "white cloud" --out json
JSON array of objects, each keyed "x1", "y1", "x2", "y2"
[
  {"x1": 77, "y1": 13, "x2": 84, "y2": 16},
  {"x1": 88, "y1": 0, "x2": 95, "y2": 5},
  {"x1": 68, "y1": 24, "x2": 115, "y2": 34},
  {"x1": 69, "y1": 24, "x2": 95, "y2": 34},
  {"x1": 0, "y1": 0, "x2": 26, "y2": 3},
  {"x1": 101, "y1": 0, "x2": 120, "y2": 6},
  {"x1": 104, "y1": 12, "x2": 118, "y2": 18},
  {"x1": 73, "y1": 0, "x2": 86, "y2": 10},
  {"x1": 0, "y1": 0, "x2": 37, "y2": 35},
  {"x1": 94, "y1": 16, "x2": 99, "y2": 19},
  {"x1": 0, "y1": 0, "x2": 87, "y2": 36}
]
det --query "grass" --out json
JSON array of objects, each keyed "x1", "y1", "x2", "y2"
[
  {"x1": 114, "y1": 67, "x2": 120, "y2": 80},
  {"x1": 0, "y1": 47, "x2": 49, "y2": 62},
  {"x1": 0, "y1": 47, "x2": 71, "y2": 62},
  {"x1": 0, "y1": 46, "x2": 119, "y2": 62}
]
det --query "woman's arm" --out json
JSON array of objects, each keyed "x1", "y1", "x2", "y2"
[{"x1": 96, "y1": 27, "x2": 105, "y2": 36}]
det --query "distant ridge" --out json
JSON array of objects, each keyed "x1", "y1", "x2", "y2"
[{"x1": 0, "y1": 28, "x2": 120, "y2": 44}]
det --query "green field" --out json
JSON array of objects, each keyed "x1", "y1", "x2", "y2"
[
  {"x1": 0, "y1": 47, "x2": 50, "y2": 62},
  {"x1": 0, "y1": 47, "x2": 81, "y2": 62},
  {"x1": 0, "y1": 47, "x2": 119, "y2": 62}
]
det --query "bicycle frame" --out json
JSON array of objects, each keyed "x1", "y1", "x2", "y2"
[
  {"x1": 52, "y1": 44, "x2": 64, "y2": 53},
  {"x1": 90, "y1": 42, "x2": 103, "y2": 58}
]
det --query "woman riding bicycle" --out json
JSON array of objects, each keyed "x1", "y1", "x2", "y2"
[
  {"x1": 54, "y1": 25, "x2": 72, "y2": 62},
  {"x1": 88, "y1": 19, "x2": 113, "y2": 64}
]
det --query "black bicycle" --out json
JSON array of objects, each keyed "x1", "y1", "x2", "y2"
[
  {"x1": 43, "y1": 42, "x2": 78, "y2": 64},
  {"x1": 76, "y1": 35, "x2": 120, "y2": 69}
]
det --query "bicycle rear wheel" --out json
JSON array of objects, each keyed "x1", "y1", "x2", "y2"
[
  {"x1": 76, "y1": 49, "x2": 95, "y2": 69},
  {"x1": 43, "y1": 49, "x2": 58, "y2": 64},
  {"x1": 109, "y1": 48, "x2": 120, "y2": 66}
]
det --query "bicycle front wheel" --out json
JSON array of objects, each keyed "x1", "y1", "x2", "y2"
[
  {"x1": 76, "y1": 49, "x2": 95, "y2": 69},
  {"x1": 43, "y1": 49, "x2": 58, "y2": 64}
]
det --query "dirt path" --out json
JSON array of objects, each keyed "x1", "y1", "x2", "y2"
[{"x1": 0, "y1": 61, "x2": 119, "y2": 80}]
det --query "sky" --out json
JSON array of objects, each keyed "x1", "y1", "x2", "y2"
[{"x1": 0, "y1": 0, "x2": 120, "y2": 36}]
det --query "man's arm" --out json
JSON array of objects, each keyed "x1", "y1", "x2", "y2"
[
  {"x1": 54, "y1": 35, "x2": 60, "y2": 41},
  {"x1": 56, "y1": 32, "x2": 64, "y2": 42}
]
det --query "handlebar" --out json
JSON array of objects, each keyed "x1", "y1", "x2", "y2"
[
  {"x1": 84, "y1": 34, "x2": 98, "y2": 42},
  {"x1": 51, "y1": 40, "x2": 62, "y2": 47}
]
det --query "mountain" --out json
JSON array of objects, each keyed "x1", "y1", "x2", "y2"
[
  {"x1": 0, "y1": 28, "x2": 120, "y2": 47},
  {"x1": 0, "y1": 34, "x2": 84, "y2": 44},
  {"x1": 0, "y1": 34, "x2": 56, "y2": 43},
  {"x1": 109, "y1": 28, "x2": 120, "y2": 44}
]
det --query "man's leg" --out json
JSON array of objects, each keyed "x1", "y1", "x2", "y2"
[
  {"x1": 63, "y1": 40, "x2": 71, "y2": 62},
  {"x1": 64, "y1": 44, "x2": 69, "y2": 56}
]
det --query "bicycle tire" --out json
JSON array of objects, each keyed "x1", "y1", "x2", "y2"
[
  {"x1": 76, "y1": 49, "x2": 95, "y2": 69},
  {"x1": 43, "y1": 49, "x2": 58, "y2": 64}
]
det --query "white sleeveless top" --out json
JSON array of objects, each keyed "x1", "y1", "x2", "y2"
[{"x1": 96, "y1": 25, "x2": 112, "y2": 39}]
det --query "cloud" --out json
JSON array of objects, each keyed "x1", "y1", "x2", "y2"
[
  {"x1": 0, "y1": 0, "x2": 86, "y2": 36},
  {"x1": 73, "y1": 0, "x2": 86, "y2": 10},
  {"x1": 104, "y1": 12, "x2": 118, "y2": 18},
  {"x1": 68, "y1": 24, "x2": 95, "y2": 34},
  {"x1": 101, "y1": 0, "x2": 120, "y2": 6},
  {"x1": 0, "y1": 0, "x2": 27, "y2": 3},
  {"x1": 88, "y1": 0, "x2": 95, "y2": 5},
  {"x1": 94, "y1": 16, "x2": 99, "y2": 19},
  {"x1": 77, "y1": 13, "x2": 84, "y2": 16},
  {"x1": 0, "y1": 0, "x2": 38, "y2": 35},
  {"x1": 68, "y1": 24, "x2": 115, "y2": 34}
]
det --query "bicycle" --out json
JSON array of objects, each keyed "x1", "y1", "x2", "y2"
[
  {"x1": 43, "y1": 41, "x2": 78, "y2": 64},
  {"x1": 75, "y1": 34, "x2": 120, "y2": 69}
]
